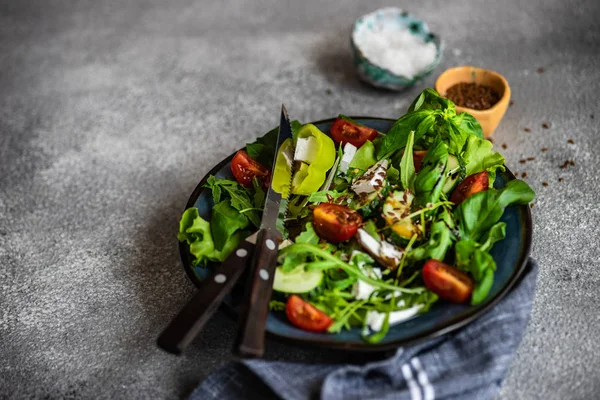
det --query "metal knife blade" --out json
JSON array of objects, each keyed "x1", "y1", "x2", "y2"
[
  {"x1": 234, "y1": 105, "x2": 295, "y2": 358},
  {"x1": 259, "y1": 104, "x2": 294, "y2": 237}
]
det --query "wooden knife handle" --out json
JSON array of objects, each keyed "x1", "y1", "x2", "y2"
[
  {"x1": 157, "y1": 240, "x2": 255, "y2": 355},
  {"x1": 235, "y1": 229, "x2": 280, "y2": 358}
]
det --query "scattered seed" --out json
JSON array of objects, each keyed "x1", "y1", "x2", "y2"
[
  {"x1": 542, "y1": 182, "x2": 548, "y2": 187},
  {"x1": 502, "y1": 143, "x2": 507, "y2": 149},
  {"x1": 570, "y1": 160, "x2": 575, "y2": 166},
  {"x1": 530, "y1": 203, "x2": 535, "y2": 208},
  {"x1": 568, "y1": 139, "x2": 574, "y2": 144},
  {"x1": 527, "y1": 157, "x2": 535, "y2": 161},
  {"x1": 509, "y1": 100, "x2": 515, "y2": 107},
  {"x1": 560, "y1": 160, "x2": 570, "y2": 169},
  {"x1": 541, "y1": 148, "x2": 548, "y2": 152},
  {"x1": 558, "y1": 177, "x2": 564, "y2": 182},
  {"x1": 537, "y1": 67, "x2": 545, "y2": 73},
  {"x1": 522, "y1": 172, "x2": 528, "y2": 178},
  {"x1": 488, "y1": 137, "x2": 494, "y2": 143},
  {"x1": 524, "y1": 128, "x2": 531, "y2": 133},
  {"x1": 325, "y1": 89, "x2": 333, "y2": 95},
  {"x1": 542, "y1": 122, "x2": 551, "y2": 129},
  {"x1": 519, "y1": 159, "x2": 527, "y2": 164}
]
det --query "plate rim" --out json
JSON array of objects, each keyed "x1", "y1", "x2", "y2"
[{"x1": 179, "y1": 116, "x2": 533, "y2": 352}]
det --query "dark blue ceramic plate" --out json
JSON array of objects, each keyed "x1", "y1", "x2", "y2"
[{"x1": 180, "y1": 117, "x2": 532, "y2": 351}]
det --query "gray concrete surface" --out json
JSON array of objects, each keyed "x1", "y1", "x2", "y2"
[{"x1": 1, "y1": 0, "x2": 599, "y2": 398}]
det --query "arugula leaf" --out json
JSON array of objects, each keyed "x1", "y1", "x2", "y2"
[
  {"x1": 296, "y1": 222, "x2": 320, "y2": 245},
  {"x1": 414, "y1": 138, "x2": 449, "y2": 207},
  {"x1": 349, "y1": 140, "x2": 377, "y2": 171},
  {"x1": 252, "y1": 178, "x2": 266, "y2": 208},
  {"x1": 400, "y1": 131, "x2": 416, "y2": 191},
  {"x1": 211, "y1": 199, "x2": 250, "y2": 251},
  {"x1": 463, "y1": 135, "x2": 506, "y2": 181},
  {"x1": 281, "y1": 252, "x2": 306, "y2": 273},
  {"x1": 308, "y1": 190, "x2": 345, "y2": 203},
  {"x1": 269, "y1": 300, "x2": 286, "y2": 311},
  {"x1": 246, "y1": 127, "x2": 278, "y2": 166},
  {"x1": 455, "y1": 180, "x2": 535, "y2": 242}
]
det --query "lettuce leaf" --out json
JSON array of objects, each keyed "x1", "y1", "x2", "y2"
[
  {"x1": 349, "y1": 140, "x2": 377, "y2": 171},
  {"x1": 211, "y1": 199, "x2": 250, "y2": 251},
  {"x1": 178, "y1": 207, "x2": 248, "y2": 265}
]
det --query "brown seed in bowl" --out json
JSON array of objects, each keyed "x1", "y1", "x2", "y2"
[
  {"x1": 524, "y1": 128, "x2": 531, "y2": 133},
  {"x1": 542, "y1": 182, "x2": 548, "y2": 187},
  {"x1": 568, "y1": 139, "x2": 574, "y2": 144},
  {"x1": 542, "y1": 122, "x2": 551, "y2": 129}
]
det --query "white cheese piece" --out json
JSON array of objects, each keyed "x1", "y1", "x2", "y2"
[
  {"x1": 357, "y1": 229, "x2": 403, "y2": 269},
  {"x1": 351, "y1": 255, "x2": 383, "y2": 300},
  {"x1": 351, "y1": 159, "x2": 389, "y2": 195},
  {"x1": 353, "y1": 279, "x2": 376, "y2": 300},
  {"x1": 357, "y1": 229, "x2": 381, "y2": 257},
  {"x1": 379, "y1": 241, "x2": 403, "y2": 267},
  {"x1": 366, "y1": 304, "x2": 424, "y2": 332},
  {"x1": 282, "y1": 146, "x2": 294, "y2": 167},
  {"x1": 294, "y1": 136, "x2": 318, "y2": 163},
  {"x1": 339, "y1": 142, "x2": 357, "y2": 173}
]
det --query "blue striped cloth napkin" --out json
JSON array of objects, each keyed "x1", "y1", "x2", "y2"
[{"x1": 191, "y1": 259, "x2": 537, "y2": 400}]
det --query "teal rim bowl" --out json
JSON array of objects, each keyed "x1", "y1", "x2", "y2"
[{"x1": 350, "y1": 8, "x2": 443, "y2": 91}]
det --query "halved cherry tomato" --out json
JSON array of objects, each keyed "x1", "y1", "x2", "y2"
[
  {"x1": 330, "y1": 118, "x2": 378, "y2": 148},
  {"x1": 286, "y1": 295, "x2": 333, "y2": 332},
  {"x1": 400, "y1": 150, "x2": 427, "y2": 171},
  {"x1": 413, "y1": 150, "x2": 427, "y2": 172},
  {"x1": 230, "y1": 150, "x2": 270, "y2": 188},
  {"x1": 313, "y1": 203, "x2": 362, "y2": 243},
  {"x1": 450, "y1": 170, "x2": 489, "y2": 205},
  {"x1": 422, "y1": 260, "x2": 474, "y2": 304}
]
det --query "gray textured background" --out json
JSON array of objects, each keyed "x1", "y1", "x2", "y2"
[{"x1": 1, "y1": 0, "x2": 599, "y2": 399}]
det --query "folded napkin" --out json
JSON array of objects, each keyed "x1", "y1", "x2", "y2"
[{"x1": 191, "y1": 259, "x2": 538, "y2": 400}]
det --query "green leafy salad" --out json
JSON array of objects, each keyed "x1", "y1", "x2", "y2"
[{"x1": 178, "y1": 89, "x2": 535, "y2": 342}]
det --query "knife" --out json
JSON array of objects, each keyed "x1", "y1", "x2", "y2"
[{"x1": 234, "y1": 105, "x2": 294, "y2": 358}]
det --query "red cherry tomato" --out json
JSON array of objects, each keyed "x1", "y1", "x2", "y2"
[
  {"x1": 450, "y1": 171, "x2": 489, "y2": 205},
  {"x1": 413, "y1": 150, "x2": 427, "y2": 172},
  {"x1": 422, "y1": 260, "x2": 474, "y2": 304},
  {"x1": 230, "y1": 150, "x2": 270, "y2": 188},
  {"x1": 330, "y1": 118, "x2": 378, "y2": 148},
  {"x1": 286, "y1": 295, "x2": 333, "y2": 332},
  {"x1": 313, "y1": 203, "x2": 362, "y2": 243}
]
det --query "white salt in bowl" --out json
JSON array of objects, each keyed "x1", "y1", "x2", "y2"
[{"x1": 351, "y1": 8, "x2": 443, "y2": 91}]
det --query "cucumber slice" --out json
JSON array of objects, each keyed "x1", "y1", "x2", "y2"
[
  {"x1": 443, "y1": 154, "x2": 460, "y2": 194},
  {"x1": 273, "y1": 266, "x2": 324, "y2": 293}
]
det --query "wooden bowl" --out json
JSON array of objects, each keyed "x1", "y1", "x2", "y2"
[{"x1": 435, "y1": 66, "x2": 511, "y2": 138}]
